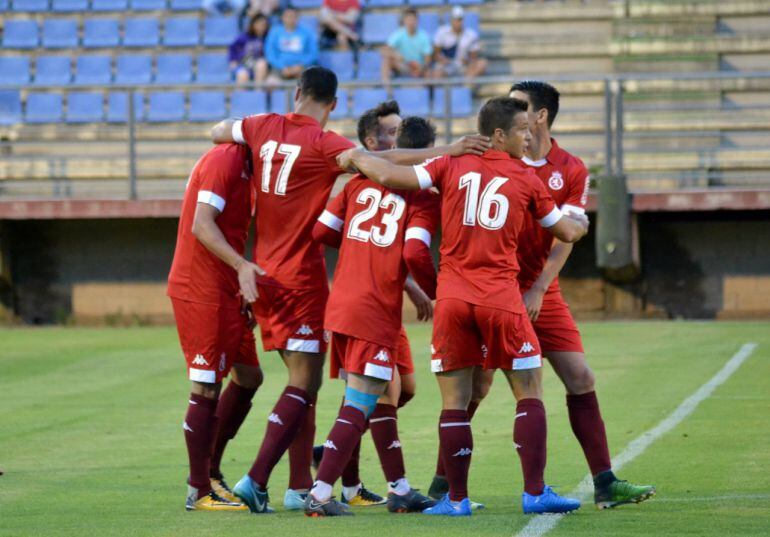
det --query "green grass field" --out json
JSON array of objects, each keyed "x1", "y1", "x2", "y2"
[{"x1": 1, "y1": 322, "x2": 769, "y2": 536}]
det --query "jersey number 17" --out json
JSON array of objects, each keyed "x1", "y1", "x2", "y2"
[{"x1": 259, "y1": 140, "x2": 301, "y2": 195}]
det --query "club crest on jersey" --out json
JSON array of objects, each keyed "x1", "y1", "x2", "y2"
[
  {"x1": 548, "y1": 171, "x2": 564, "y2": 191},
  {"x1": 373, "y1": 350, "x2": 390, "y2": 363},
  {"x1": 192, "y1": 354, "x2": 208, "y2": 366},
  {"x1": 296, "y1": 324, "x2": 314, "y2": 336}
]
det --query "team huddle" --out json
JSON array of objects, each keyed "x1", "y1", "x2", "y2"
[{"x1": 167, "y1": 66, "x2": 656, "y2": 518}]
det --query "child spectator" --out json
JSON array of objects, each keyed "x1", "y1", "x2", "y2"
[{"x1": 229, "y1": 13, "x2": 271, "y2": 85}]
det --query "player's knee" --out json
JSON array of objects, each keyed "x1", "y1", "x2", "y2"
[
  {"x1": 231, "y1": 365, "x2": 263, "y2": 389},
  {"x1": 191, "y1": 380, "x2": 221, "y2": 400},
  {"x1": 567, "y1": 365, "x2": 595, "y2": 395},
  {"x1": 397, "y1": 390, "x2": 415, "y2": 408},
  {"x1": 472, "y1": 377, "x2": 492, "y2": 402}
]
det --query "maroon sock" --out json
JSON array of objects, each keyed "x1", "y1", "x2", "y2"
[
  {"x1": 514, "y1": 398, "x2": 547, "y2": 496},
  {"x1": 316, "y1": 405, "x2": 367, "y2": 485},
  {"x1": 248, "y1": 386, "x2": 309, "y2": 488},
  {"x1": 340, "y1": 438, "x2": 362, "y2": 487},
  {"x1": 287, "y1": 398, "x2": 316, "y2": 490},
  {"x1": 567, "y1": 391, "x2": 612, "y2": 476},
  {"x1": 370, "y1": 403, "x2": 405, "y2": 483},
  {"x1": 435, "y1": 400, "x2": 479, "y2": 478},
  {"x1": 397, "y1": 391, "x2": 415, "y2": 409},
  {"x1": 184, "y1": 393, "x2": 218, "y2": 496},
  {"x1": 439, "y1": 409, "x2": 472, "y2": 501},
  {"x1": 210, "y1": 381, "x2": 257, "y2": 479}
]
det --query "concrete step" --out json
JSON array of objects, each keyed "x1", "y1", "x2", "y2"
[{"x1": 627, "y1": 0, "x2": 770, "y2": 18}]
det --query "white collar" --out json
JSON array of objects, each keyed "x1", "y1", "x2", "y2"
[{"x1": 522, "y1": 156, "x2": 547, "y2": 167}]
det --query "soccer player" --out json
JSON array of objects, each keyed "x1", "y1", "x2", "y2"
[
  {"x1": 209, "y1": 66, "x2": 490, "y2": 513},
  {"x1": 336, "y1": 97, "x2": 590, "y2": 516},
  {"x1": 311, "y1": 100, "x2": 433, "y2": 508},
  {"x1": 167, "y1": 143, "x2": 266, "y2": 512},
  {"x1": 305, "y1": 116, "x2": 440, "y2": 517}
]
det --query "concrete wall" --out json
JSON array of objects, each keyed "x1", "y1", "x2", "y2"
[{"x1": 2, "y1": 211, "x2": 769, "y2": 324}]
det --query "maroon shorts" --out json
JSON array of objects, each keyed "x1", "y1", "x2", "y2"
[
  {"x1": 329, "y1": 333, "x2": 395, "y2": 381},
  {"x1": 252, "y1": 284, "x2": 329, "y2": 354},
  {"x1": 527, "y1": 288, "x2": 584, "y2": 354},
  {"x1": 171, "y1": 297, "x2": 259, "y2": 383},
  {"x1": 430, "y1": 298, "x2": 542, "y2": 373}
]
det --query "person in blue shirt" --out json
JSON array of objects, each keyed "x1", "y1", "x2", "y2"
[
  {"x1": 381, "y1": 8, "x2": 432, "y2": 83},
  {"x1": 265, "y1": 7, "x2": 319, "y2": 80}
]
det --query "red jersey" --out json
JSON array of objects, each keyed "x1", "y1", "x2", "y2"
[
  {"x1": 517, "y1": 138, "x2": 590, "y2": 291},
  {"x1": 321, "y1": 175, "x2": 439, "y2": 346},
  {"x1": 234, "y1": 113, "x2": 355, "y2": 289},
  {"x1": 415, "y1": 150, "x2": 560, "y2": 314},
  {"x1": 168, "y1": 143, "x2": 253, "y2": 308},
  {"x1": 323, "y1": 0, "x2": 360, "y2": 13}
]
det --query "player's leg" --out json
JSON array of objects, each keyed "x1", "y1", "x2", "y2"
[
  {"x1": 307, "y1": 372, "x2": 389, "y2": 517},
  {"x1": 396, "y1": 327, "x2": 416, "y2": 409}
]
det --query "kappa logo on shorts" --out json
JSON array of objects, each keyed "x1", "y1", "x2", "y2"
[
  {"x1": 296, "y1": 324, "x2": 314, "y2": 336},
  {"x1": 452, "y1": 447, "x2": 472, "y2": 457},
  {"x1": 219, "y1": 352, "x2": 226, "y2": 371},
  {"x1": 373, "y1": 350, "x2": 390, "y2": 362},
  {"x1": 548, "y1": 171, "x2": 564, "y2": 190},
  {"x1": 192, "y1": 354, "x2": 208, "y2": 366},
  {"x1": 519, "y1": 342, "x2": 535, "y2": 353}
]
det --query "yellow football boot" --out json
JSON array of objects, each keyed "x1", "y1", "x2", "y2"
[{"x1": 185, "y1": 486, "x2": 248, "y2": 511}]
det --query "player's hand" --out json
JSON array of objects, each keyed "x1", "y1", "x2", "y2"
[
  {"x1": 565, "y1": 212, "x2": 590, "y2": 235},
  {"x1": 405, "y1": 280, "x2": 433, "y2": 322},
  {"x1": 240, "y1": 296, "x2": 257, "y2": 329},
  {"x1": 448, "y1": 135, "x2": 491, "y2": 157},
  {"x1": 235, "y1": 258, "x2": 265, "y2": 303},
  {"x1": 336, "y1": 148, "x2": 360, "y2": 173},
  {"x1": 523, "y1": 287, "x2": 545, "y2": 322}
]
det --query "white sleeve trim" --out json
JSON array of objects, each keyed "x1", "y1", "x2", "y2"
[
  {"x1": 413, "y1": 165, "x2": 434, "y2": 190},
  {"x1": 538, "y1": 206, "x2": 562, "y2": 228},
  {"x1": 197, "y1": 190, "x2": 226, "y2": 212},
  {"x1": 318, "y1": 210, "x2": 344, "y2": 232},
  {"x1": 561, "y1": 203, "x2": 586, "y2": 216},
  {"x1": 405, "y1": 226, "x2": 432, "y2": 247},
  {"x1": 232, "y1": 120, "x2": 245, "y2": 144}
]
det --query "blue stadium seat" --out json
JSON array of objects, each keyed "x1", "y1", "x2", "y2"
[
  {"x1": 297, "y1": 15, "x2": 319, "y2": 36},
  {"x1": 107, "y1": 91, "x2": 145, "y2": 122},
  {"x1": 270, "y1": 89, "x2": 289, "y2": 113},
  {"x1": 164, "y1": 17, "x2": 200, "y2": 47},
  {"x1": 367, "y1": 0, "x2": 403, "y2": 6},
  {"x1": 330, "y1": 88, "x2": 349, "y2": 120},
  {"x1": 189, "y1": 91, "x2": 226, "y2": 121},
  {"x1": 74, "y1": 55, "x2": 112, "y2": 85},
  {"x1": 11, "y1": 0, "x2": 48, "y2": 11},
  {"x1": 51, "y1": 0, "x2": 88, "y2": 11},
  {"x1": 170, "y1": 0, "x2": 201, "y2": 9},
  {"x1": 408, "y1": 0, "x2": 444, "y2": 5},
  {"x1": 0, "y1": 90, "x2": 23, "y2": 125},
  {"x1": 450, "y1": 0, "x2": 482, "y2": 5},
  {"x1": 131, "y1": 0, "x2": 166, "y2": 9},
  {"x1": 42, "y1": 19, "x2": 79, "y2": 49},
  {"x1": 203, "y1": 16, "x2": 239, "y2": 47},
  {"x1": 91, "y1": 0, "x2": 128, "y2": 10},
  {"x1": 34, "y1": 55, "x2": 72, "y2": 86},
  {"x1": 290, "y1": 0, "x2": 321, "y2": 8},
  {"x1": 83, "y1": 19, "x2": 120, "y2": 48},
  {"x1": 3, "y1": 20, "x2": 39, "y2": 49},
  {"x1": 318, "y1": 51, "x2": 354, "y2": 82},
  {"x1": 230, "y1": 90, "x2": 267, "y2": 117},
  {"x1": 26, "y1": 93, "x2": 63, "y2": 123},
  {"x1": 115, "y1": 54, "x2": 153, "y2": 85},
  {"x1": 196, "y1": 53, "x2": 230, "y2": 84},
  {"x1": 123, "y1": 18, "x2": 160, "y2": 48},
  {"x1": 155, "y1": 53, "x2": 193, "y2": 84},
  {"x1": 393, "y1": 87, "x2": 430, "y2": 116},
  {"x1": 66, "y1": 92, "x2": 105, "y2": 123},
  {"x1": 0, "y1": 0, "x2": 7, "y2": 9},
  {"x1": 353, "y1": 88, "x2": 388, "y2": 116},
  {"x1": 0, "y1": 56, "x2": 31, "y2": 86},
  {"x1": 432, "y1": 86, "x2": 473, "y2": 117},
  {"x1": 147, "y1": 91, "x2": 185, "y2": 122},
  {"x1": 357, "y1": 50, "x2": 382, "y2": 81},
  {"x1": 419, "y1": 12, "x2": 441, "y2": 36},
  {"x1": 362, "y1": 14, "x2": 399, "y2": 46}
]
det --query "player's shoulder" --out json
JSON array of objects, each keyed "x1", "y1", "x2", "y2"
[{"x1": 551, "y1": 139, "x2": 588, "y2": 177}]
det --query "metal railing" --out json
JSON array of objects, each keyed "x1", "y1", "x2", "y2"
[{"x1": 2, "y1": 70, "x2": 770, "y2": 200}]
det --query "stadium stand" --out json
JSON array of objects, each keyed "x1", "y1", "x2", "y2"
[
  {"x1": 230, "y1": 89, "x2": 267, "y2": 117},
  {"x1": 155, "y1": 53, "x2": 193, "y2": 84},
  {"x1": 83, "y1": 19, "x2": 122, "y2": 49},
  {"x1": 66, "y1": 92, "x2": 105, "y2": 123},
  {"x1": 33, "y1": 55, "x2": 72, "y2": 86},
  {"x1": 0, "y1": 56, "x2": 31, "y2": 86},
  {"x1": 74, "y1": 55, "x2": 112, "y2": 85}
]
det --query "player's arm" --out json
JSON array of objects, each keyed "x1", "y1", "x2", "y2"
[
  {"x1": 404, "y1": 278, "x2": 433, "y2": 322},
  {"x1": 311, "y1": 209, "x2": 344, "y2": 248},
  {"x1": 191, "y1": 203, "x2": 265, "y2": 302},
  {"x1": 542, "y1": 210, "x2": 589, "y2": 243},
  {"x1": 523, "y1": 239, "x2": 573, "y2": 321},
  {"x1": 210, "y1": 119, "x2": 239, "y2": 144},
  {"x1": 337, "y1": 149, "x2": 426, "y2": 190},
  {"x1": 375, "y1": 134, "x2": 491, "y2": 165},
  {"x1": 403, "y1": 234, "x2": 437, "y2": 300}
]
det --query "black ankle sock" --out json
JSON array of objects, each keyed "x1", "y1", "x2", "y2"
[{"x1": 593, "y1": 470, "x2": 617, "y2": 489}]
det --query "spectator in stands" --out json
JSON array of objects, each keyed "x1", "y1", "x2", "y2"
[
  {"x1": 265, "y1": 7, "x2": 319, "y2": 80},
  {"x1": 204, "y1": 0, "x2": 247, "y2": 16},
  {"x1": 381, "y1": 7, "x2": 433, "y2": 83},
  {"x1": 319, "y1": 0, "x2": 361, "y2": 50},
  {"x1": 247, "y1": 0, "x2": 281, "y2": 17},
  {"x1": 431, "y1": 6, "x2": 487, "y2": 79},
  {"x1": 229, "y1": 13, "x2": 270, "y2": 85}
]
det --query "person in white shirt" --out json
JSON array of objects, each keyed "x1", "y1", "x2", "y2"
[{"x1": 431, "y1": 6, "x2": 487, "y2": 79}]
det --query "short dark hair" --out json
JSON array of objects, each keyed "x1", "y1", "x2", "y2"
[
  {"x1": 402, "y1": 7, "x2": 418, "y2": 19},
  {"x1": 477, "y1": 97, "x2": 528, "y2": 137},
  {"x1": 298, "y1": 66, "x2": 338, "y2": 105},
  {"x1": 396, "y1": 116, "x2": 436, "y2": 149},
  {"x1": 356, "y1": 100, "x2": 401, "y2": 146},
  {"x1": 509, "y1": 80, "x2": 560, "y2": 128}
]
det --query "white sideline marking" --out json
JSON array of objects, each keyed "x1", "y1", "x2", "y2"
[{"x1": 516, "y1": 342, "x2": 758, "y2": 537}]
